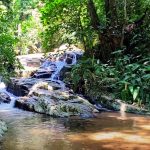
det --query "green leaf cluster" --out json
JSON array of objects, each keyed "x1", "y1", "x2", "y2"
[
  {"x1": 66, "y1": 54, "x2": 150, "y2": 108},
  {"x1": 0, "y1": 1, "x2": 18, "y2": 79}
]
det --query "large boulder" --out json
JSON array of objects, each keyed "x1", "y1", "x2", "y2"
[
  {"x1": 14, "y1": 79, "x2": 98, "y2": 118},
  {"x1": 15, "y1": 95, "x2": 96, "y2": 118},
  {"x1": 7, "y1": 78, "x2": 62, "y2": 96},
  {"x1": 16, "y1": 53, "x2": 43, "y2": 78}
]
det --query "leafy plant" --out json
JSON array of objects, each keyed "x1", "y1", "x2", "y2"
[
  {"x1": 114, "y1": 54, "x2": 150, "y2": 106},
  {"x1": 0, "y1": 1, "x2": 18, "y2": 79},
  {"x1": 65, "y1": 57, "x2": 118, "y2": 100}
]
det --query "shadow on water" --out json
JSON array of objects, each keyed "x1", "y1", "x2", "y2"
[{"x1": 0, "y1": 109, "x2": 150, "y2": 150}]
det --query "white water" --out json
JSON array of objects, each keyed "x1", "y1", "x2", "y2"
[
  {"x1": 50, "y1": 52, "x2": 78, "y2": 90},
  {"x1": 51, "y1": 52, "x2": 77, "y2": 78},
  {"x1": 37, "y1": 51, "x2": 79, "y2": 91},
  {"x1": 0, "y1": 50, "x2": 80, "y2": 111},
  {"x1": 0, "y1": 82, "x2": 18, "y2": 111}
]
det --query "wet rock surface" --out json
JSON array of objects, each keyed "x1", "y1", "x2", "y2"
[
  {"x1": 0, "y1": 92, "x2": 11, "y2": 104},
  {"x1": 7, "y1": 78, "x2": 62, "y2": 96},
  {"x1": 0, "y1": 120, "x2": 7, "y2": 139},
  {"x1": 101, "y1": 95, "x2": 150, "y2": 115},
  {"x1": 8, "y1": 77, "x2": 150, "y2": 117},
  {"x1": 16, "y1": 44, "x2": 84, "y2": 78},
  {"x1": 14, "y1": 78, "x2": 98, "y2": 118}
]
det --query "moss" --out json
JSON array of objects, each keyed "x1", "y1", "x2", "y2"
[
  {"x1": 60, "y1": 104, "x2": 79, "y2": 113},
  {"x1": 34, "y1": 99, "x2": 47, "y2": 113},
  {"x1": 100, "y1": 95, "x2": 150, "y2": 115}
]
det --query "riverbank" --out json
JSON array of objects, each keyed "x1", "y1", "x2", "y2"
[{"x1": 6, "y1": 48, "x2": 150, "y2": 118}]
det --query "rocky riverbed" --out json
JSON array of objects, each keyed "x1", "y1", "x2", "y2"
[
  {"x1": 6, "y1": 77, "x2": 150, "y2": 118},
  {"x1": 3, "y1": 44, "x2": 150, "y2": 118},
  {"x1": 7, "y1": 78, "x2": 98, "y2": 118},
  {"x1": 5, "y1": 44, "x2": 100, "y2": 118},
  {"x1": 101, "y1": 95, "x2": 150, "y2": 115}
]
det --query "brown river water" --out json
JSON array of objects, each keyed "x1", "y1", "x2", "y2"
[{"x1": 0, "y1": 108, "x2": 150, "y2": 150}]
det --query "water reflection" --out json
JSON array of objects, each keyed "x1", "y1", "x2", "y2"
[{"x1": 0, "y1": 110, "x2": 150, "y2": 150}]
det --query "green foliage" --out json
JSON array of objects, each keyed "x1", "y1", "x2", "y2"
[
  {"x1": 66, "y1": 53, "x2": 150, "y2": 108},
  {"x1": 112, "y1": 48, "x2": 150, "y2": 106},
  {"x1": 11, "y1": 0, "x2": 42, "y2": 55},
  {"x1": 40, "y1": 0, "x2": 99, "y2": 52},
  {"x1": 40, "y1": 0, "x2": 150, "y2": 61},
  {"x1": 65, "y1": 57, "x2": 118, "y2": 99},
  {"x1": 40, "y1": 0, "x2": 150, "y2": 108},
  {"x1": 116, "y1": 60, "x2": 150, "y2": 106},
  {"x1": 0, "y1": 1, "x2": 18, "y2": 79}
]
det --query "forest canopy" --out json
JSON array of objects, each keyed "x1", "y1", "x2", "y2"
[
  {"x1": 40, "y1": 0, "x2": 150, "y2": 61},
  {"x1": 40, "y1": 0, "x2": 150, "y2": 107},
  {"x1": 0, "y1": 0, "x2": 149, "y2": 107}
]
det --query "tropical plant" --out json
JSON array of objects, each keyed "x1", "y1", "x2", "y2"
[
  {"x1": 0, "y1": 1, "x2": 18, "y2": 79},
  {"x1": 116, "y1": 59, "x2": 150, "y2": 106},
  {"x1": 65, "y1": 57, "x2": 118, "y2": 100},
  {"x1": 65, "y1": 52, "x2": 150, "y2": 108}
]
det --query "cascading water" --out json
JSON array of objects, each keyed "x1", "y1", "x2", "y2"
[
  {"x1": 0, "y1": 49, "x2": 81, "y2": 111},
  {"x1": 0, "y1": 47, "x2": 82, "y2": 112},
  {"x1": 0, "y1": 81, "x2": 18, "y2": 111},
  {"x1": 34, "y1": 51, "x2": 80, "y2": 91}
]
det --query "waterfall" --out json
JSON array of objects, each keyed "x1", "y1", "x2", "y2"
[
  {"x1": 0, "y1": 47, "x2": 83, "y2": 110},
  {"x1": 50, "y1": 52, "x2": 78, "y2": 90},
  {"x1": 35, "y1": 51, "x2": 80, "y2": 91},
  {"x1": 0, "y1": 81, "x2": 18, "y2": 111}
]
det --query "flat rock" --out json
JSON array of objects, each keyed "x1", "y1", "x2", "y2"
[{"x1": 15, "y1": 95, "x2": 96, "y2": 118}]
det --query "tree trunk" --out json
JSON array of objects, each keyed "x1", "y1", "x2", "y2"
[
  {"x1": 86, "y1": 0, "x2": 101, "y2": 57},
  {"x1": 105, "y1": 0, "x2": 118, "y2": 27},
  {"x1": 120, "y1": 0, "x2": 127, "y2": 47},
  {"x1": 87, "y1": 0, "x2": 121, "y2": 62},
  {"x1": 87, "y1": 0, "x2": 100, "y2": 31}
]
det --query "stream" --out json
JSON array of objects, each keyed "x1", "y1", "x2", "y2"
[
  {"x1": 0, "y1": 97, "x2": 150, "y2": 150},
  {"x1": 0, "y1": 51, "x2": 150, "y2": 150}
]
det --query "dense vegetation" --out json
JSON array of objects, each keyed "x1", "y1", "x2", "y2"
[
  {"x1": 0, "y1": 0, "x2": 149, "y2": 108},
  {"x1": 41, "y1": 0, "x2": 150, "y2": 108},
  {"x1": 0, "y1": 1, "x2": 17, "y2": 78},
  {"x1": 0, "y1": 0, "x2": 42, "y2": 79}
]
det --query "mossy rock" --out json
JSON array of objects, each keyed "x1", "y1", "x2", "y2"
[
  {"x1": 15, "y1": 95, "x2": 96, "y2": 118},
  {"x1": 100, "y1": 95, "x2": 150, "y2": 115}
]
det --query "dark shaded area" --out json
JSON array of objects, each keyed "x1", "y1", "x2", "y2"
[{"x1": 6, "y1": 82, "x2": 29, "y2": 96}]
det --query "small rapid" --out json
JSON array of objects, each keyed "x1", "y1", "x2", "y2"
[
  {"x1": 0, "y1": 82, "x2": 17, "y2": 111},
  {"x1": 0, "y1": 81, "x2": 150, "y2": 150},
  {"x1": 32, "y1": 50, "x2": 80, "y2": 90}
]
